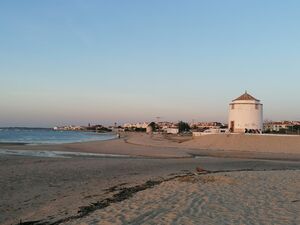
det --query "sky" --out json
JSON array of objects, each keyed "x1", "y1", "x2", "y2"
[{"x1": 0, "y1": 0, "x2": 300, "y2": 127}]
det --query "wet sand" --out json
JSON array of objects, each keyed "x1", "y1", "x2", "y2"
[
  {"x1": 1, "y1": 132, "x2": 300, "y2": 160},
  {"x1": 1, "y1": 133, "x2": 300, "y2": 224}
]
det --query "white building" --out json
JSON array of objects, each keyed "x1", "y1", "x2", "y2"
[
  {"x1": 166, "y1": 128, "x2": 179, "y2": 134},
  {"x1": 192, "y1": 128, "x2": 228, "y2": 136},
  {"x1": 228, "y1": 92, "x2": 263, "y2": 133},
  {"x1": 123, "y1": 122, "x2": 149, "y2": 129},
  {"x1": 264, "y1": 121, "x2": 293, "y2": 132}
]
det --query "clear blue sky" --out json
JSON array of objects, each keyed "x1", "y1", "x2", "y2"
[{"x1": 0, "y1": 0, "x2": 300, "y2": 127}]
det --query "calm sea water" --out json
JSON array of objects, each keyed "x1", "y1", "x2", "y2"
[{"x1": 0, "y1": 128, "x2": 116, "y2": 144}]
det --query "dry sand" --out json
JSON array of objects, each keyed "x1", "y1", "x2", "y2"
[
  {"x1": 185, "y1": 134, "x2": 300, "y2": 154},
  {"x1": 68, "y1": 170, "x2": 300, "y2": 225},
  {"x1": 0, "y1": 133, "x2": 300, "y2": 161},
  {"x1": 125, "y1": 133, "x2": 300, "y2": 157},
  {"x1": 1, "y1": 132, "x2": 300, "y2": 225},
  {"x1": 2, "y1": 132, "x2": 300, "y2": 160}
]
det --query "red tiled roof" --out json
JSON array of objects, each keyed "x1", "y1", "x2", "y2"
[{"x1": 233, "y1": 91, "x2": 259, "y2": 101}]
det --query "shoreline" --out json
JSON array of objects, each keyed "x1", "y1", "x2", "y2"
[
  {"x1": 1, "y1": 132, "x2": 300, "y2": 161},
  {"x1": 1, "y1": 132, "x2": 300, "y2": 224},
  {"x1": 0, "y1": 130, "x2": 117, "y2": 146},
  {"x1": 1, "y1": 147, "x2": 300, "y2": 162}
]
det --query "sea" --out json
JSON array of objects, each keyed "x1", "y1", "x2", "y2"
[{"x1": 0, "y1": 127, "x2": 116, "y2": 144}]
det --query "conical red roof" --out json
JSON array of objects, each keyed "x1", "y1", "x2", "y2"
[{"x1": 233, "y1": 91, "x2": 259, "y2": 101}]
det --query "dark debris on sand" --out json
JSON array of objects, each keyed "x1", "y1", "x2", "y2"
[{"x1": 17, "y1": 166, "x2": 271, "y2": 225}]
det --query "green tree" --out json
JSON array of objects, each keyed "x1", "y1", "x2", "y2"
[
  {"x1": 148, "y1": 122, "x2": 156, "y2": 131},
  {"x1": 178, "y1": 121, "x2": 190, "y2": 133}
]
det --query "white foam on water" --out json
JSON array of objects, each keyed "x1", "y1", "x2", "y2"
[{"x1": 0, "y1": 149, "x2": 131, "y2": 159}]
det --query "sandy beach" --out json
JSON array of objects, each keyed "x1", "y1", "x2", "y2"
[
  {"x1": 69, "y1": 170, "x2": 300, "y2": 225},
  {"x1": 125, "y1": 133, "x2": 300, "y2": 159},
  {"x1": 1, "y1": 133, "x2": 300, "y2": 225},
  {"x1": 3, "y1": 1, "x2": 300, "y2": 224},
  {"x1": 2, "y1": 132, "x2": 300, "y2": 160}
]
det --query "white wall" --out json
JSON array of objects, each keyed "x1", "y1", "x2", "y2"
[
  {"x1": 167, "y1": 128, "x2": 179, "y2": 134},
  {"x1": 228, "y1": 100, "x2": 263, "y2": 133}
]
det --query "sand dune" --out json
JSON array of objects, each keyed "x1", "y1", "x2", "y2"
[
  {"x1": 125, "y1": 133, "x2": 300, "y2": 156},
  {"x1": 185, "y1": 134, "x2": 300, "y2": 154}
]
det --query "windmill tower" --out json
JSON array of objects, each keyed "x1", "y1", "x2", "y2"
[{"x1": 228, "y1": 91, "x2": 263, "y2": 133}]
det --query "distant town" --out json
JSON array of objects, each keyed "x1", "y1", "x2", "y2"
[
  {"x1": 54, "y1": 92, "x2": 300, "y2": 136},
  {"x1": 53, "y1": 120, "x2": 300, "y2": 136}
]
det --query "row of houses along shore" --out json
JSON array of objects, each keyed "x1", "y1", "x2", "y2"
[
  {"x1": 121, "y1": 92, "x2": 300, "y2": 135},
  {"x1": 121, "y1": 120, "x2": 300, "y2": 135},
  {"x1": 53, "y1": 120, "x2": 300, "y2": 135},
  {"x1": 54, "y1": 92, "x2": 300, "y2": 135}
]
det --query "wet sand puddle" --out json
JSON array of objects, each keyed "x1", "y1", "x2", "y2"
[{"x1": 0, "y1": 149, "x2": 132, "y2": 159}]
